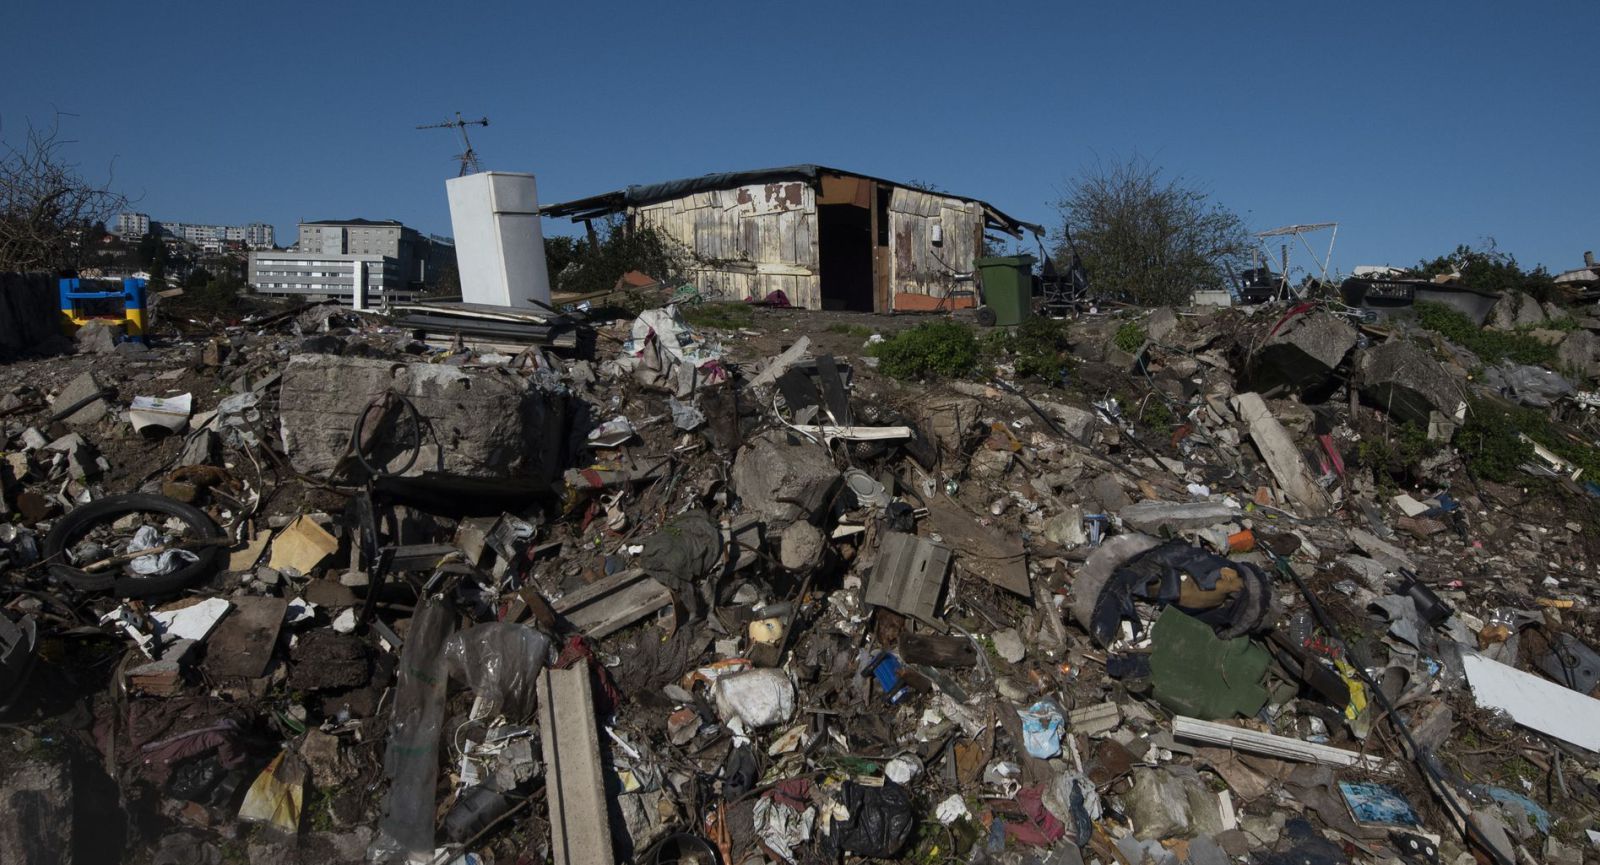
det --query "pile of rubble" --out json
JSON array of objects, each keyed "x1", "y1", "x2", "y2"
[{"x1": 1, "y1": 292, "x2": 1599, "y2": 865}]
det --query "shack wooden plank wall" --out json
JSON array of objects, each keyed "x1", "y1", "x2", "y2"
[
  {"x1": 634, "y1": 181, "x2": 821, "y2": 308},
  {"x1": 887, "y1": 188, "x2": 984, "y2": 309},
  {"x1": 629, "y1": 179, "x2": 988, "y2": 311}
]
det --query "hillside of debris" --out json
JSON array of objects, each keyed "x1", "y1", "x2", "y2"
[{"x1": 1, "y1": 286, "x2": 1599, "y2": 865}]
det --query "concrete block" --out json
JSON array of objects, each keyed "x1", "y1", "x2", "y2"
[
  {"x1": 1356, "y1": 340, "x2": 1466, "y2": 426},
  {"x1": 731, "y1": 430, "x2": 840, "y2": 530},
  {"x1": 53, "y1": 371, "x2": 110, "y2": 426},
  {"x1": 278, "y1": 354, "x2": 568, "y2": 492},
  {"x1": 1119, "y1": 500, "x2": 1241, "y2": 533},
  {"x1": 1250, "y1": 311, "x2": 1355, "y2": 396},
  {"x1": 73, "y1": 320, "x2": 122, "y2": 354}
]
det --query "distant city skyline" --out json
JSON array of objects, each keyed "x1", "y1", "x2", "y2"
[{"x1": 5, "y1": 1, "x2": 1595, "y2": 277}]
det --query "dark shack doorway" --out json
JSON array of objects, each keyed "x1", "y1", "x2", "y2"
[{"x1": 817, "y1": 204, "x2": 874, "y2": 312}]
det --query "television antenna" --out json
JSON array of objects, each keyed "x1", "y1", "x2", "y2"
[{"x1": 416, "y1": 112, "x2": 489, "y2": 176}]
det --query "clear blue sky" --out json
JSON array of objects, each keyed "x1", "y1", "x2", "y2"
[{"x1": 6, "y1": 0, "x2": 1594, "y2": 274}]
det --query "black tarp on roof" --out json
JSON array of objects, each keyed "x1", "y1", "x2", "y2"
[{"x1": 540, "y1": 164, "x2": 1040, "y2": 236}]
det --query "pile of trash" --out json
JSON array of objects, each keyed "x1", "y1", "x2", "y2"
[{"x1": 1, "y1": 292, "x2": 1599, "y2": 865}]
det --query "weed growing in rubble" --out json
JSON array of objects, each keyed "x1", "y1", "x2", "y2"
[
  {"x1": 1414, "y1": 302, "x2": 1557, "y2": 366},
  {"x1": 1356, "y1": 421, "x2": 1439, "y2": 488},
  {"x1": 1456, "y1": 397, "x2": 1600, "y2": 483},
  {"x1": 1113, "y1": 320, "x2": 1147, "y2": 353},
  {"x1": 869, "y1": 320, "x2": 979, "y2": 380},
  {"x1": 983, "y1": 318, "x2": 1076, "y2": 384}
]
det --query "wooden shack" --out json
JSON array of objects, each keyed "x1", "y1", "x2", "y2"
[{"x1": 542, "y1": 165, "x2": 1038, "y2": 312}]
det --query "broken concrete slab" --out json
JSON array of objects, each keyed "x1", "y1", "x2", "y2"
[
  {"x1": 1250, "y1": 311, "x2": 1356, "y2": 396},
  {"x1": 53, "y1": 370, "x2": 112, "y2": 426},
  {"x1": 1119, "y1": 500, "x2": 1241, "y2": 534},
  {"x1": 202, "y1": 596, "x2": 287, "y2": 679},
  {"x1": 1146, "y1": 307, "x2": 1179, "y2": 343},
  {"x1": 1348, "y1": 528, "x2": 1415, "y2": 572},
  {"x1": 278, "y1": 353, "x2": 569, "y2": 492},
  {"x1": 1233, "y1": 392, "x2": 1333, "y2": 516},
  {"x1": 730, "y1": 430, "x2": 840, "y2": 530},
  {"x1": 1356, "y1": 339, "x2": 1466, "y2": 426}
]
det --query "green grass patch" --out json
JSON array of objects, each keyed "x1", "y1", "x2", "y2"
[
  {"x1": 869, "y1": 320, "x2": 980, "y2": 380},
  {"x1": 679, "y1": 301, "x2": 755, "y2": 330},
  {"x1": 1415, "y1": 302, "x2": 1557, "y2": 366}
]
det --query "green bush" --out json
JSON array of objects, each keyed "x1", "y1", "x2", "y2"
[
  {"x1": 870, "y1": 320, "x2": 980, "y2": 380},
  {"x1": 1414, "y1": 302, "x2": 1556, "y2": 366},
  {"x1": 1413, "y1": 242, "x2": 1559, "y2": 304},
  {"x1": 552, "y1": 217, "x2": 697, "y2": 298},
  {"x1": 1113, "y1": 320, "x2": 1147, "y2": 353}
]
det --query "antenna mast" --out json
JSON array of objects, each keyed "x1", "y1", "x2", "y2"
[{"x1": 416, "y1": 112, "x2": 490, "y2": 176}]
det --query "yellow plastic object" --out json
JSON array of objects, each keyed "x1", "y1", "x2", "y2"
[{"x1": 237, "y1": 751, "x2": 306, "y2": 833}]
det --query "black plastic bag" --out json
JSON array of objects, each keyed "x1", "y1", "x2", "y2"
[{"x1": 827, "y1": 780, "x2": 914, "y2": 858}]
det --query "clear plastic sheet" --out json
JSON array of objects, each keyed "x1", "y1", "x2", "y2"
[{"x1": 443, "y1": 622, "x2": 552, "y2": 721}]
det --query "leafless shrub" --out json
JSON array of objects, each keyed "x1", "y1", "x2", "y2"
[{"x1": 0, "y1": 115, "x2": 129, "y2": 272}]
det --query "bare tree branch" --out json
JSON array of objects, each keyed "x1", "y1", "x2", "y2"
[
  {"x1": 0, "y1": 114, "x2": 129, "y2": 272},
  {"x1": 1054, "y1": 154, "x2": 1248, "y2": 306}
]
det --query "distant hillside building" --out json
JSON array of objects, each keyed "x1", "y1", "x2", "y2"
[
  {"x1": 169, "y1": 222, "x2": 276, "y2": 250},
  {"x1": 115, "y1": 212, "x2": 151, "y2": 238},
  {"x1": 249, "y1": 218, "x2": 435, "y2": 304}
]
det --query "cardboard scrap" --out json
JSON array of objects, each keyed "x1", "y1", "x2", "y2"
[
  {"x1": 268, "y1": 516, "x2": 338, "y2": 575},
  {"x1": 230, "y1": 533, "x2": 271, "y2": 573}
]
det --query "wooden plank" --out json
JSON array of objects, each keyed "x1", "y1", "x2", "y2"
[
  {"x1": 201, "y1": 596, "x2": 287, "y2": 679},
  {"x1": 538, "y1": 666, "x2": 614, "y2": 865},
  {"x1": 923, "y1": 498, "x2": 1031, "y2": 597},
  {"x1": 554, "y1": 568, "x2": 672, "y2": 639}
]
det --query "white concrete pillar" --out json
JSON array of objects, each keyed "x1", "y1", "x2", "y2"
[{"x1": 351, "y1": 259, "x2": 368, "y2": 311}]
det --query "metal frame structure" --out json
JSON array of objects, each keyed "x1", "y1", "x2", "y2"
[{"x1": 1253, "y1": 222, "x2": 1339, "y2": 299}]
